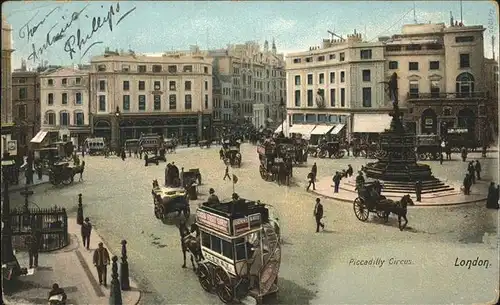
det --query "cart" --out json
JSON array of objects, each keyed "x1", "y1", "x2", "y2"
[
  {"x1": 195, "y1": 199, "x2": 281, "y2": 304},
  {"x1": 224, "y1": 147, "x2": 241, "y2": 167},
  {"x1": 151, "y1": 180, "x2": 190, "y2": 219}
]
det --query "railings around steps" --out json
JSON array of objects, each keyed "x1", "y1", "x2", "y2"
[{"x1": 9, "y1": 206, "x2": 69, "y2": 252}]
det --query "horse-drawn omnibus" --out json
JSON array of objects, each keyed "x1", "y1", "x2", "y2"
[
  {"x1": 84, "y1": 137, "x2": 107, "y2": 155},
  {"x1": 194, "y1": 199, "x2": 281, "y2": 304},
  {"x1": 257, "y1": 142, "x2": 292, "y2": 185},
  {"x1": 139, "y1": 133, "x2": 164, "y2": 153}
]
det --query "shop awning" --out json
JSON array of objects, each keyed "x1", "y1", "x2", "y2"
[
  {"x1": 353, "y1": 114, "x2": 392, "y2": 133},
  {"x1": 310, "y1": 125, "x2": 334, "y2": 135},
  {"x1": 30, "y1": 130, "x2": 48, "y2": 143},
  {"x1": 289, "y1": 124, "x2": 316, "y2": 137},
  {"x1": 331, "y1": 124, "x2": 345, "y2": 135}
]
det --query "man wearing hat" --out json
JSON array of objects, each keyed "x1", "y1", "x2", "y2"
[
  {"x1": 313, "y1": 198, "x2": 325, "y2": 232},
  {"x1": 93, "y1": 242, "x2": 110, "y2": 286},
  {"x1": 81, "y1": 217, "x2": 92, "y2": 250},
  {"x1": 207, "y1": 188, "x2": 220, "y2": 205}
]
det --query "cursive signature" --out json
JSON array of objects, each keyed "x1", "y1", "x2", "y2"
[
  {"x1": 27, "y1": 5, "x2": 89, "y2": 63},
  {"x1": 19, "y1": 7, "x2": 61, "y2": 42},
  {"x1": 64, "y1": 3, "x2": 136, "y2": 60}
]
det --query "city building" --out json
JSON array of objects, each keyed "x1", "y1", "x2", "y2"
[
  {"x1": 89, "y1": 49, "x2": 213, "y2": 149},
  {"x1": 209, "y1": 40, "x2": 286, "y2": 129},
  {"x1": 388, "y1": 21, "x2": 488, "y2": 142},
  {"x1": 12, "y1": 62, "x2": 41, "y2": 154},
  {"x1": 1, "y1": 17, "x2": 15, "y2": 156},
  {"x1": 284, "y1": 31, "x2": 387, "y2": 142},
  {"x1": 38, "y1": 66, "x2": 91, "y2": 146}
]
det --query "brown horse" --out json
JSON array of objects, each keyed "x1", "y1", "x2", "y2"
[
  {"x1": 381, "y1": 194, "x2": 413, "y2": 231},
  {"x1": 179, "y1": 222, "x2": 203, "y2": 271}
]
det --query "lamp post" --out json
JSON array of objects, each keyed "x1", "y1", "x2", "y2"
[
  {"x1": 114, "y1": 106, "x2": 121, "y2": 152},
  {"x1": 1, "y1": 156, "x2": 21, "y2": 281},
  {"x1": 279, "y1": 97, "x2": 285, "y2": 135}
]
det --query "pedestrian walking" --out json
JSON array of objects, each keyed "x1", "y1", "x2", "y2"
[
  {"x1": 121, "y1": 148, "x2": 126, "y2": 161},
  {"x1": 461, "y1": 146, "x2": 467, "y2": 162},
  {"x1": 81, "y1": 146, "x2": 85, "y2": 158},
  {"x1": 144, "y1": 153, "x2": 149, "y2": 167},
  {"x1": 223, "y1": 165, "x2": 231, "y2": 180},
  {"x1": 475, "y1": 160, "x2": 481, "y2": 180},
  {"x1": 333, "y1": 171, "x2": 342, "y2": 193},
  {"x1": 311, "y1": 162, "x2": 317, "y2": 181},
  {"x1": 81, "y1": 217, "x2": 92, "y2": 250},
  {"x1": 439, "y1": 152, "x2": 444, "y2": 165},
  {"x1": 139, "y1": 149, "x2": 143, "y2": 160},
  {"x1": 446, "y1": 144, "x2": 452, "y2": 160},
  {"x1": 93, "y1": 242, "x2": 110, "y2": 287},
  {"x1": 306, "y1": 171, "x2": 315, "y2": 191},
  {"x1": 463, "y1": 173, "x2": 471, "y2": 195},
  {"x1": 346, "y1": 164, "x2": 353, "y2": 177},
  {"x1": 468, "y1": 161, "x2": 475, "y2": 184},
  {"x1": 219, "y1": 148, "x2": 224, "y2": 160},
  {"x1": 415, "y1": 180, "x2": 422, "y2": 202},
  {"x1": 314, "y1": 198, "x2": 325, "y2": 232},
  {"x1": 25, "y1": 230, "x2": 41, "y2": 268},
  {"x1": 486, "y1": 182, "x2": 499, "y2": 209}
]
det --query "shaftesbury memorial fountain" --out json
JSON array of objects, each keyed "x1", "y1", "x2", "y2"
[{"x1": 362, "y1": 73, "x2": 453, "y2": 193}]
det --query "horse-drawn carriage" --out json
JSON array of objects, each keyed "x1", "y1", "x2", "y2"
[
  {"x1": 48, "y1": 161, "x2": 85, "y2": 186},
  {"x1": 257, "y1": 143, "x2": 292, "y2": 186},
  {"x1": 224, "y1": 147, "x2": 242, "y2": 167},
  {"x1": 292, "y1": 138, "x2": 308, "y2": 165},
  {"x1": 415, "y1": 135, "x2": 441, "y2": 160},
  {"x1": 353, "y1": 181, "x2": 413, "y2": 231},
  {"x1": 151, "y1": 179, "x2": 190, "y2": 219},
  {"x1": 198, "y1": 140, "x2": 211, "y2": 148},
  {"x1": 193, "y1": 199, "x2": 281, "y2": 303},
  {"x1": 181, "y1": 168, "x2": 202, "y2": 187},
  {"x1": 315, "y1": 141, "x2": 345, "y2": 159}
]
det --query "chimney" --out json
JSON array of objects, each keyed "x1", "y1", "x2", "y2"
[{"x1": 450, "y1": 11, "x2": 454, "y2": 26}]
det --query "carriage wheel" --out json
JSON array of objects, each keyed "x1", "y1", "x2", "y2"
[
  {"x1": 197, "y1": 263, "x2": 212, "y2": 292},
  {"x1": 353, "y1": 198, "x2": 369, "y2": 221},
  {"x1": 318, "y1": 151, "x2": 326, "y2": 158},
  {"x1": 62, "y1": 175, "x2": 73, "y2": 185},
  {"x1": 214, "y1": 266, "x2": 233, "y2": 303},
  {"x1": 154, "y1": 205, "x2": 161, "y2": 219},
  {"x1": 418, "y1": 153, "x2": 427, "y2": 160}
]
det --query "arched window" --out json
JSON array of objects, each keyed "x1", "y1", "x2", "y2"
[
  {"x1": 60, "y1": 111, "x2": 70, "y2": 126},
  {"x1": 74, "y1": 111, "x2": 84, "y2": 126},
  {"x1": 45, "y1": 111, "x2": 56, "y2": 125},
  {"x1": 455, "y1": 73, "x2": 475, "y2": 97}
]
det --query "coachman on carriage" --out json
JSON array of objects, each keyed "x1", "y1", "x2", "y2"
[
  {"x1": 257, "y1": 141, "x2": 292, "y2": 186},
  {"x1": 189, "y1": 198, "x2": 281, "y2": 304},
  {"x1": 224, "y1": 146, "x2": 242, "y2": 167}
]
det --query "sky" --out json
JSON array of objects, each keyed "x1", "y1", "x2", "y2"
[{"x1": 3, "y1": 1, "x2": 499, "y2": 70}]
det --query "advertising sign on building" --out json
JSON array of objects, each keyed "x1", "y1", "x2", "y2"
[{"x1": 7, "y1": 140, "x2": 17, "y2": 156}]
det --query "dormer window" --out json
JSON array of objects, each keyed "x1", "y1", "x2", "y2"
[
  {"x1": 138, "y1": 65, "x2": 146, "y2": 73},
  {"x1": 48, "y1": 79, "x2": 54, "y2": 86},
  {"x1": 183, "y1": 65, "x2": 193, "y2": 72},
  {"x1": 75, "y1": 78, "x2": 81, "y2": 85},
  {"x1": 122, "y1": 65, "x2": 130, "y2": 72},
  {"x1": 97, "y1": 64, "x2": 106, "y2": 72},
  {"x1": 168, "y1": 65, "x2": 177, "y2": 73},
  {"x1": 305, "y1": 57, "x2": 313, "y2": 63},
  {"x1": 293, "y1": 58, "x2": 301, "y2": 64},
  {"x1": 62, "y1": 78, "x2": 67, "y2": 86}
]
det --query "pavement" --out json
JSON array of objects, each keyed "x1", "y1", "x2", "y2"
[
  {"x1": 3, "y1": 217, "x2": 141, "y2": 305},
  {"x1": 7, "y1": 175, "x2": 51, "y2": 192},
  {"x1": 311, "y1": 176, "x2": 490, "y2": 206},
  {"x1": 6, "y1": 144, "x2": 499, "y2": 304}
]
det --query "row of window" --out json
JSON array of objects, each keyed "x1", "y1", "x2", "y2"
[
  {"x1": 213, "y1": 111, "x2": 232, "y2": 121},
  {"x1": 294, "y1": 88, "x2": 350, "y2": 107},
  {"x1": 46, "y1": 92, "x2": 83, "y2": 105},
  {"x1": 96, "y1": 64, "x2": 210, "y2": 74},
  {"x1": 97, "y1": 94, "x2": 209, "y2": 112},
  {"x1": 294, "y1": 71, "x2": 354, "y2": 86},
  {"x1": 293, "y1": 51, "x2": 348, "y2": 64},
  {"x1": 291, "y1": 113, "x2": 349, "y2": 124},
  {"x1": 99, "y1": 80, "x2": 209, "y2": 92},
  {"x1": 45, "y1": 111, "x2": 85, "y2": 126},
  {"x1": 46, "y1": 77, "x2": 82, "y2": 86},
  {"x1": 388, "y1": 54, "x2": 470, "y2": 71}
]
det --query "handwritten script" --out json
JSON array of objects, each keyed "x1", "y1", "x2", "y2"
[{"x1": 24, "y1": 3, "x2": 136, "y2": 63}]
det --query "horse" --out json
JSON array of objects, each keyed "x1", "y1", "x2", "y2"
[
  {"x1": 179, "y1": 221, "x2": 203, "y2": 271},
  {"x1": 381, "y1": 194, "x2": 413, "y2": 231},
  {"x1": 72, "y1": 161, "x2": 85, "y2": 181}
]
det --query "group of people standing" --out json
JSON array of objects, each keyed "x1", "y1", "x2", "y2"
[{"x1": 462, "y1": 160, "x2": 482, "y2": 195}]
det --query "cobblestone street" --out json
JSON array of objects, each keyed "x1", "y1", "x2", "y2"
[{"x1": 9, "y1": 145, "x2": 499, "y2": 304}]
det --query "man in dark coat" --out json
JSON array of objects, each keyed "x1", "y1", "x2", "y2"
[
  {"x1": 314, "y1": 198, "x2": 325, "y2": 232},
  {"x1": 311, "y1": 162, "x2": 317, "y2": 181},
  {"x1": 474, "y1": 160, "x2": 482, "y2": 180},
  {"x1": 463, "y1": 173, "x2": 471, "y2": 195},
  {"x1": 81, "y1": 217, "x2": 92, "y2": 250},
  {"x1": 25, "y1": 230, "x2": 41, "y2": 268},
  {"x1": 486, "y1": 182, "x2": 499, "y2": 209},
  {"x1": 223, "y1": 165, "x2": 231, "y2": 180},
  {"x1": 306, "y1": 171, "x2": 315, "y2": 191},
  {"x1": 355, "y1": 171, "x2": 365, "y2": 191},
  {"x1": 415, "y1": 180, "x2": 422, "y2": 202},
  {"x1": 219, "y1": 148, "x2": 224, "y2": 160},
  {"x1": 467, "y1": 161, "x2": 475, "y2": 184},
  {"x1": 93, "y1": 242, "x2": 110, "y2": 286},
  {"x1": 121, "y1": 148, "x2": 126, "y2": 161},
  {"x1": 144, "y1": 153, "x2": 149, "y2": 166},
  {"x1": 439, "y1": 152, "x2": 444, "y2": 165},
  {"x1": 445, "y1": 144, "x2": 452, "y2": 160},
  {"x1": 333, "y1": 171, "x2": 342, "y2": 193},
  {"x1": 346, "y1": 164, "x2": 353, "y2": 177},
  {"x1": 206, "y1": 188, "x2": 220, "y2": 205},
  {"x1": 165, "y1": 163, "x2": 171, "y2": 185},
  {"x1": 461, "y1": 146, "x2": 467, "y2": 162},
  {"x1": 482, "y1": 144, "x2": 487, "y2": 158}
]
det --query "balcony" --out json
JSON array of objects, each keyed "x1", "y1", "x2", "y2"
[{"x1": 406, "y1": 91, "x2": 488, "y2": 101}]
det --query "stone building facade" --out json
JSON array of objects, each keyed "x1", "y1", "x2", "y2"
[
  {"x1": 12, "y1": 68, "x2": 41, "y2": 152},
  {"x1": 483, "y1": 57, "x2": 498, "y2": 139},
  {"x1": 89, "y1": 49, "x2": 213, "y2": 149},
  {"x1": 1, "y1": 17, "x2": 14, "y2": 155},
  {"x1": 285, "y1": 31, "x2": 388, "y2": 141},
  {"x1": 209, "y1": 41, "x2": 286, "y2": 128},
  {"x1": 385, "y1": 22, "x2": 488, "y2": 143},
  {"x1": 39, "y1": 67, "x2": 91, "y2": 146}
]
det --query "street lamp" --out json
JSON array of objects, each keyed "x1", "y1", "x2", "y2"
[
  {"x1": 1, "y1": 157, "x2": 21, "y2": 281},
  {"x1": 279, "y1": 97, "x2": 285, "y2": 135},
  {"x1": 114, "y1": 106, "x2": 121, "y2": 151}
]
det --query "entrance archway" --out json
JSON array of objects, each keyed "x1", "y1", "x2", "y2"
[
  {"x1": 94, "y1": 120, "x2": 111, "y2": 140},
  {"x1": 420, "y1": 108, "x2": 437, "y2": 134}
]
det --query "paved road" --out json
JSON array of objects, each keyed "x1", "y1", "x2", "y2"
[{"x1": 9, "y1": 145, "x2": 499, "y2": 304}]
